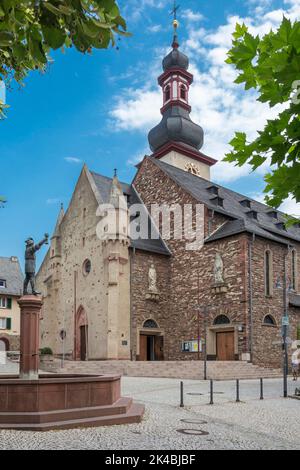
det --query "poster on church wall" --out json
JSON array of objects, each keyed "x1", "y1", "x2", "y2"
[{"x1": 182, "y1": 340, "x2": 202, "y2": 353}]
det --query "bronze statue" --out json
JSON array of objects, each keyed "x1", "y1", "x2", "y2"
[{"x1": 23, "y1": 234, "x2": 49, "y2": 296}]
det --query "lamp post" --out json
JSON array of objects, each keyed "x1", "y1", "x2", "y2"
[{"x1": 275, "y1": 250, "x2": 292, "y2": 398}]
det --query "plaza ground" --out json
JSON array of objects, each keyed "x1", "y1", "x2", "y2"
[{"x1": 0, "y1": 361, "x2": 299, "y2": 450}]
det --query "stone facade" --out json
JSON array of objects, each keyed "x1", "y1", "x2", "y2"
[
  {"x1": 37, "y1": 166, "x2": 131, "y2": 361},
  {"x1": 0, "y1": 296, "x2": 21, "y2": 352},
  {"x1": 133, "y1": 157, "x2": 300, "y2": 366},
  {"x1": 36, "y1": 155, "x2": 300, "y2": 369}
]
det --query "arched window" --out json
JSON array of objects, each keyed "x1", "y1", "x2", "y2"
[
  {"x1": 265, "y1": 250, "x2": 273, "y2": 297},
  {"x1": 143, "y1": 319, "x2": 158, "y2": 329},
  {"x1": 83, "y1": 259, "x2": 91, "y2": 276},
  {"x1": 292, "y1": 249, "x2": 297, "y2": 291},
  {"x1": 213, "y1": 315, "x2": 230, "y2": 325},
  {"x1": 263, "y1": 315, "x2": 277, "y2": 326},
  {"x1": 164, "y1": 85, "x2": 171, "y2": 102},
  {"x1": 180, "y1": 84, "x2": 187, "y2": 100}
]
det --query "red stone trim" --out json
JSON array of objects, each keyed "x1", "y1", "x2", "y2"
[
  {"x1": 152, "y1": 141, "x2": 217, "y2": 167},
  {"x1": 158, "y1": 69, "x2": 193, "y2": 86},
  {"x1": 160, "y1": 100, "x2": 191, "y2": 115}
]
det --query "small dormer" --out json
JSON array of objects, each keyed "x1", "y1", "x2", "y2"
[
  {"x1": 210, "y1": 196, "x2": 224, "y2": 208},
  {"x1": 240, "y1": 199, "x2": 252, "y2": 209},
  {"x1": 267, "y1": 210, "x2": 278, "y2": 220},
  {"x1": 207, "y1": 185, "x2": 219, "y2": 196},
  {"x1": 246, "y1": 210, "x2": 258, "y2": 220},
  {"x1": 275, "y1": 222, "x2": 287, "y2": 231}
]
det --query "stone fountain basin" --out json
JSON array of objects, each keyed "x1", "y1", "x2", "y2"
[{"x1": 0, "y1": 374, "x2": 144, "y2": 430}]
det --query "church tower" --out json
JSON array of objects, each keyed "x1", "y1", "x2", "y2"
[
  {"x1": 148, "y1": 17, "x2": 216, "y2": 179},
  {"x1": 101, "y1": 171, "x2": 131, "y2": 360}
]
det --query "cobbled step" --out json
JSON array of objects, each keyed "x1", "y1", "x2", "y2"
[{"x1": 42, "y1": 360, "x2": 282, "y2": 381}]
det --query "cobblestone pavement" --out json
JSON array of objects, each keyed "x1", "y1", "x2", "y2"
[
  {"x1": 0, "y1": 360, "x2": 19, "y2": 375},
  {"x1": 0, "y1": 376, "x2": 299, "y2": 450}
]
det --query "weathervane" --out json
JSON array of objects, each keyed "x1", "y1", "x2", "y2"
[
  {"x1": 171, "y1": 0, "x2": 180, "y2": 22},
  {"x1": 171, "y1": 1, "x2": 180, "y2": 47}
]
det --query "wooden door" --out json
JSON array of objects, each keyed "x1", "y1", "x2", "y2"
[
  {"x1": 80, "y1": 325, "x2": 88, "y2": 361},
  {"x1": 216, "y1": 331, "x2": 235, "y2": 361},
  {"x1": 139, "y1": 335, "x2": 148, "y2": 361},
  {"x1": 154, "y1": 336, "x2": 164, "y2": 361}
]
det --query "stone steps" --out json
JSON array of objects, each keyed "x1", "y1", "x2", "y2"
[
  {"x1": 46, "y1": 360, "x2": 282, "y2": 381},
  {"x1": 0, "y1": 402, "x2": 145, "y2": 431}
]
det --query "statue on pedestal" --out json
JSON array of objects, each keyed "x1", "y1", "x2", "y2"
[
  {"x1": 23, "y1": 234, "x2": 49, "y2": 296},
  {"x1": 148, "y1": 264, "x2": 158, "y2": 293},
  {"x1": 214, "y1": 253, "x2": 224, "y2": 284}
]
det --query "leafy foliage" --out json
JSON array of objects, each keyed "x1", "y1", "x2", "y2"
[
  {"x1": 225, "y1": 17, "x2": 300, "y2": 217},
  {"x1": 0, "y1": 0, "x2": 129, "y2": 116},
  {"x1": 0, "y1": 196, "x2": 6, "y2": 208}
]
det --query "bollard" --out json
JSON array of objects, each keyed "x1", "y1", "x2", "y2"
[
  {"x1": 260, "y1": 378, "x2": 264, "y2": 400},
  {"x1": 209, "y1": 379, "x2": 214, "y2": 405},
  {"x1": 236, "y1": 379, "x2": 240, "y2": 403},
  {"x1": 180, "y1": 381, "x2": 184, "y2": 408}
]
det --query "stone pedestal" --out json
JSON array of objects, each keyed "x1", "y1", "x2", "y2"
[
  {"x1": 18, "y1": 295, "x2": 43, "y2": 381},
  {"x1": 0, "y1": 295, "x2": 145, "y2": 430}
]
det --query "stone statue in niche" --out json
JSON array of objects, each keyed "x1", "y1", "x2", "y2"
[
  {"x1": 214, "y1": 253, "x2": 224, "y2": 284},
  {"x1": 148, "y1": 264, "x2": 158, "y2": 293}
]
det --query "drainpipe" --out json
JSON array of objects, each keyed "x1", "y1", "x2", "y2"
[
  {"x1": 248, "y1": 233, "x2": 255, "y2": 362},
  {"x1": 73, "y1": 270, "x2": 77, "y2": 361},
  {"x1": 130, "y1": 247, "x2": 136, "y2": 361}
]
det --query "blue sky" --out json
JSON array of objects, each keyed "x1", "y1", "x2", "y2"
[{"x1": 0, "y1": 0, "x2": 299, "y2": 268}]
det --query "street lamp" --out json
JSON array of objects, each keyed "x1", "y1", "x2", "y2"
[{"x1": 275, "y1": 272, "x2": 292, "y2": 398}]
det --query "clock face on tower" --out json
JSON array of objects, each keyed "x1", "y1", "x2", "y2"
[{"x1": 185, "y1": 162, "x2": 201, "y2": 176}]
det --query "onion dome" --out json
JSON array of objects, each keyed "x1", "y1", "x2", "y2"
[{"x1": 148, "y1": 22, "x2": 204, "y2": 153}]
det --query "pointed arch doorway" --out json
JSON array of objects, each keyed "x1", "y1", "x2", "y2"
[{"x1": 75, "y1": 306, "x2": 88, "y2": 361}]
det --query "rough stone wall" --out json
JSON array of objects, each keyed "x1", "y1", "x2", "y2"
[
  {"x1": 134, "y1": 158, "x2": 248, "y2": 361},
  {"x1": 250, "y1": 237, "x2": 300, "y2": 368},
  {"x1": 130, "y1": 250, "x2": 171, "y2": 359},
  {"x1": 134, "y1": 158, "x2": 300, "y2": 367}
]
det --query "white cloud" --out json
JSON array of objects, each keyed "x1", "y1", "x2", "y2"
[
  {"x1": 46, "y1": 198, "x2": 61, "y2": 205},
  {"x1": 147, "y1": 24, "x2": 162, "y2": 33},
  {"x1": 280, "y1": 197, "x2": 300, "y2": 218},
  {"x1": 0, "y1": 81, "x2": 6, "y2": 104},
  {"x1": 64, "y1": 157, "x2": 82, "y2": 164},
  {"x1": 110, "y1": 0, "x2": 300, "y2": 184},
  {"x1": 182, "y1": 9, "x2": 204, "y2": 22}
]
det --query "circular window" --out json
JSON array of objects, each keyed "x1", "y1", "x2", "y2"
[
  {"x1": 214, "y1": 315, "x2": 230, "y2": 325},
  {"x1": 83, "y1": 259, "x2": 91, "y2": 276}
]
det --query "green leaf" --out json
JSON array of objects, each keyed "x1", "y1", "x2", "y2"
[{"x1": 42, "y1": 25, "x2": 66, "y2": 49}]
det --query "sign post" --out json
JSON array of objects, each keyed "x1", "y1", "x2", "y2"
[{"x1": 60, "y1": 329, "x2": 66, "y2": 369}]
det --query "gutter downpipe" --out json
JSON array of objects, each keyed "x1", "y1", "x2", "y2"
[
  {"x1": 130, "y1": 246, "x2": 136, "y2": 361},
  {"x1": 248, "y1": 233, "x2": 255, "y2": 363}
]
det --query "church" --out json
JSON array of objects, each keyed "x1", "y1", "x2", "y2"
[{"x1": 37, "y1": 25, "x2": 300, "y2": 369}]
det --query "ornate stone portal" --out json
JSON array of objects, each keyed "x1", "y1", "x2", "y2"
[{"x1": 0, "y1": 295, "x2": 144, "y2": 430}]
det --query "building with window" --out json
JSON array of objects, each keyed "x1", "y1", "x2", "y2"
[
  {"x1": 36, "y1": 28, "x2": 300, "y2": 368},
  {"x1": 0, "y1": 257, "x2": 23, "y2": 352}
]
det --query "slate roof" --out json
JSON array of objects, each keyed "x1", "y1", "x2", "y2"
[
  {"x1": 90, "y1": 171, "x2": 171, "y2": 257},
  {"x1": 289, "y1": 293, "x2": 300, "y2": 308},
  {"x1": 0, "y1": 257, "x2": 23, "y2": 297},
  {"x1": 152, "y1": 159, "x2": 300, "y2": 246}
]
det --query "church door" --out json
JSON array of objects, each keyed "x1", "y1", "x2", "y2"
[
  {"x1": 75, "y1": 306, "x2": 88, "y2": 361},
  {"x1": 139, "y1": 335, "x2": 164, "y2": 361},
  {"x1": 216, "y1": 331, "x2": 235, "y2": 361},
  {"x1": 154, "y1": 336, "x2": 164, "y2": 361},
  {"x1": 80, "y1": 325, "x2": 88, "y2": 361}
]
